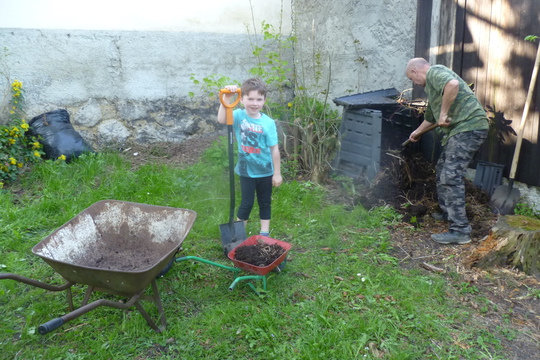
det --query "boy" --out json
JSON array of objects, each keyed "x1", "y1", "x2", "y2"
[{"x1": 217, "y1": 78, "x2": 283, "y2": 236}]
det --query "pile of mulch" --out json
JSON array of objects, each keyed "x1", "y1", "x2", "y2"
[
  {"x1": 358, "y1": 147, "x2": 496, "y2": 239},
  {"x1": 234, "y1": 242, "x2": 286, "y2": 267}
]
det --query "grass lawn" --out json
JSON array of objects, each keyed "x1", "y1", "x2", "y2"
[{"x1": 0, "y1": 139, "x2": 513, "y2": 359}]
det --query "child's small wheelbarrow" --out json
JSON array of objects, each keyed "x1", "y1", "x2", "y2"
[
  {"x1": 0, "y1": 200, "x2": 196, "y2": 334},
  {"x1": 176, "y1": 235, "x2": 291, "y2": 294}
]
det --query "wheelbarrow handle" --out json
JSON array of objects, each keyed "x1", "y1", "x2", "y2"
[
  {"x1": 38, "y1": 318, "x2": 65, "y2": 335},
  {"x1": 219, "y1": 88, "x2": 242, "y2": 125}
]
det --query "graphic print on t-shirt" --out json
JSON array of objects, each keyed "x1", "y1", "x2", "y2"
[{"x1": 237, "y1": 118, "x2": 272, "y2": 177}]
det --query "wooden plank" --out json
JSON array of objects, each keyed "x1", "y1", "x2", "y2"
[
  {"x1": 515, "y1": 0, "x2": 540, "y2": 184},
  {"x1": 413, "y1": 0, "x2": 432, "y2": 99},
  {"x1": 479, "y1": 0, "x2": 504, "y2": 165},
  {"x1": 414, "y1": 0, "x2": 432, "y2": 60},
  {"x1": 452, "y1": 0, "x2": 468, "y2": 74}
]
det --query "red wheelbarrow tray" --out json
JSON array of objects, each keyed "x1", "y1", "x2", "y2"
[
  {"x1": 227, "y1": 235, "x2": 291, "y2": 276},
  {"x1": 32, "y1": 200, "x2": 197, "y2": 296}
]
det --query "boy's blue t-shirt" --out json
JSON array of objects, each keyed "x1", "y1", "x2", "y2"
[{"x1": 232, "y1": 109, "x2": 278, "y2": 178}]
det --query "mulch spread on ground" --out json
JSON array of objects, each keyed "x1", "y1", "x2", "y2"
[{"x1": 234, "y1": 242, "x2": 286, "y2": 267}]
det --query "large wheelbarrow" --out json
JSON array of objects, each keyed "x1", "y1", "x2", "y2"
[{"x1": 0, "y1": 200, "x2": 196, "y2": 334}]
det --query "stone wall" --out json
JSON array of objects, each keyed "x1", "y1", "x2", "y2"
[{"x1": 0, "y1": 29, "x2": 263, "y2": 146}]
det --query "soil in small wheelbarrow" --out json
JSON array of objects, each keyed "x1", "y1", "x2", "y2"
[{"x1": 234, "y1": 241, "x2": 286, "y2": 267}]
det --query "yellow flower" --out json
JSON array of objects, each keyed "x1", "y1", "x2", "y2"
[
  {"x1": 9, "y1": 157, "x2": 16, "y2": 165},
  {"x1": 34, "y1": 151, "x2": 41, "y2": 158},
  {"x1": 17, "y1": 162, "x2": 23, "y2": 168},
  {"x1": 58, "y1": 155, "x2": 67, "y2": 161},
  {"x1": 9, "y1": 110, "x2": 14, "y2": 114},
  {"x1": 8, "y1": 138, "x2": 15, "y2": 145},
  {"x1": 21, "y1": 123, "x2": 29, "y2": 130},
  {"x1": 288, "y1": 102, "x2": 293, "y2": 108},
  {"x1": 0, "y1": 182, "x2": 3, "y2": 189},
  {"x1": 33, "y1": 142, "x2": 41, "y2": 149}
]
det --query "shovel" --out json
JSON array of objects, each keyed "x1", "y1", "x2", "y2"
[
  {"x1": 401, "y1": 122, "x2": 440, "y2": 146},
  {"x1": 218, "y1": 88, "x2": 247, "y2": 255},
  {"x1": 489, "y1": 41, "x2": 540, "y2": 215}
]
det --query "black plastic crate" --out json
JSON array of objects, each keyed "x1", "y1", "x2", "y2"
[{"x1": 474, "y1": 161, "x2": 504, "y2": 196}]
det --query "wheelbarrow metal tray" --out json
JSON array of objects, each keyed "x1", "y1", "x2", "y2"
[
  {"x1": 227, "y1": 235, "x2": 291, "y2": 276},
  {"x1": 32, "y1": 200, "x2": 197, "y2": 296}
]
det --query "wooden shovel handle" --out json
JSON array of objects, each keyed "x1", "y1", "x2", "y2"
[
  {"x1": 509, "y1": 41, "x2": 540, "y2": 179},
  {"x1": 402, "y1": 122, "x2": 439, "y2": 146}
]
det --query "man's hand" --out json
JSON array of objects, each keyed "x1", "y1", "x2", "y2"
[
  {"x1": 438, "y1": 115, "x2": 451, "y2": 127},
  {"x1": 439, "y1": 114, "x2": 452, "y2": 127},
  {"x1": 408, "y1": 130, "x2": 421, "y2": 143}
]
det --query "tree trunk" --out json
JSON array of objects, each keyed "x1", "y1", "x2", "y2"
[{"x1": 465, "y1": 215, "x2": 540, "y2": 277}]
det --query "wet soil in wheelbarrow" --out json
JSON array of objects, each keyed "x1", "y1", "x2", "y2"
[{"x1": 234, "y1": 242, "x2": 286, "y2": 267}]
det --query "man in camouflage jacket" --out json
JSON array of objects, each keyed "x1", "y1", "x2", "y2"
[{"x1": 406, "y1": 57, "x2": 489, "y2": 245}]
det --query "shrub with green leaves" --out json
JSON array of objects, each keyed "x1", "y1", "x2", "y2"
[{"x1": 0, "y1": 80, "x2": 44, "y2": 187}]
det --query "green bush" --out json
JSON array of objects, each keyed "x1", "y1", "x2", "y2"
[{"x1": 0, "y1": 80, "x2": 44, "y2": 187}]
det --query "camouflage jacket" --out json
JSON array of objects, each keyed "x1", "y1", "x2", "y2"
[{"x1": 424, "y1": 65, "x2": 489, "y2": 145}]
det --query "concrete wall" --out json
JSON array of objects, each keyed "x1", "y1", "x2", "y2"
[
  {"x1": 0, "y1": 0, "x2": 293, "y2": 146},
  {"x1": 0, "y1": 0, "x2": 417, "y2": 147},
  {"x1": 0, "y1": 29, "x2": 261, "y2": 145}
]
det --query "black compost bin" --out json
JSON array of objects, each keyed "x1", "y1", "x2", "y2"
[{"x1": 333, "y1": 88, "x2": 425, "y2": 179}]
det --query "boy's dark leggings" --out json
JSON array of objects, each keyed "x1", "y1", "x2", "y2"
[{"x1": 237, "y1": 175, "x2": 273, "y2": 221}]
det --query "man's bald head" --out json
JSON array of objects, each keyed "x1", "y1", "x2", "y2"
[{"x1": 406, "y1": 58, "x2": 430, "y2": 87}]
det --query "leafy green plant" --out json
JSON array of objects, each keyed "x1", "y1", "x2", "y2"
[
  {"x1": 514, "y1": 202, "x2": 540, "y2": 219},
  {"x1": 283, "y1": 96, "x2": 340, "y2": 182},
  {"x1": 0, "y1": 79, "x2": 44, "y2": 187},
  {"x1": 188, "y1": 74, "x2": 237, "y2": 99}
]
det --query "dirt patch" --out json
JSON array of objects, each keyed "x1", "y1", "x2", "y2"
[
  {"x1": 115, "y1": 134, "x2": 221, "y2": 170},
  {"x1": 234, "y1": 242, "x2": 286, "y2": 267}
]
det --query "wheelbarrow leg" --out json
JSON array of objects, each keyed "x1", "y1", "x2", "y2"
[
  {"x1": 135, "y1": 279, "x2": 166, "y2": 332},
  {"x1": 81, "y1": 286, "x2": 94, "y2": 306},
  {"x1": 228, "y1": 275, "x2": 267, "y2": 294}
]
